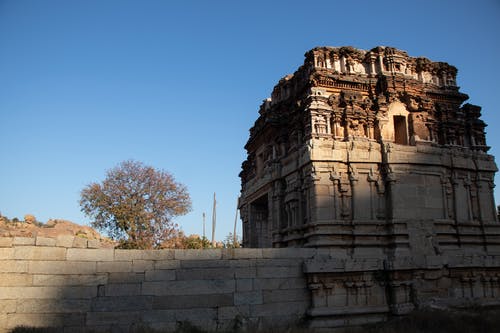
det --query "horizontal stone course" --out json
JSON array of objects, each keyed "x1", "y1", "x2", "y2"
[
  {"x1": 108, "y1": 272, "x2": 145, "y2": 284},
  {"x1": 104, "y1": 283, "x2": 141, "y2": 296},
  {"x1": 91, "y1": 296, "x2": 153, "y2": 311},
  {"x1": 0, "y1": 286, "x2": 97, "y2": 299},
  {"x1": 67, "y1": 248, "x2": 114, "y2": 262},
  {"x1": 0, "y1": 260, "x2": 29, "y2": 273},
  {"x1": 5, "y1": 313, "x2": 85, "y2": 329},
  {"x1": 12, "y1": 237, "x2": 35, "y2": 246},
  {"x1": 145, "y1": 269, "x2": 175, "y2": 281},
  {"x1": 142, "y1": 279, "x2": 235, "y2": 296},
  {"x1": 114, "y1": 249, "x2": 174, "y2": 261},
  {"x1": 14, "y1": 247, "x2": 66, "y2": 261},
  {"x1": 29, "y1": 261, "x2": 96, "y2": 275},
  {"x1": 0, "y1": 273, "x2": 33, "y2": 286},
  {"x1": 16, "y1": 299, "x2": 91, "y2": 313},
  {"x1": 152, "y1": 294, "x2": 233, "y2": 309},
  {"x1": 33, "y1": 274, "x2": 107, "y2": 286},
  {"x1": 86, "y1": 311, "x2": 142, "y2": 326},
  {"x1": 174, "y1": 249, "x2": 221, "y2": 260},
  {"x1": 97, "y1": 261, "x2": 132, "y2": 273}
]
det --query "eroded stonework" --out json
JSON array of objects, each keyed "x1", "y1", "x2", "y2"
[{"x1": 239, "y1": 46, "x2": 500, "y2": 327}]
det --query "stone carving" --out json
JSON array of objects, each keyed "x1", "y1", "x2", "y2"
[{"x1": 239, "y1": 45, "x2": 500, "y2": 327}]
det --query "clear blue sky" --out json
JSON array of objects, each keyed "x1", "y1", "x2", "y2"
[{"x1": 1, "y1": 0, "x2": 500, "y2": 241}]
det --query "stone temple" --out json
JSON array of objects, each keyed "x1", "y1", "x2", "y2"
[
  {"x1": 238, "y1": 47, "x2": 500, "y2": 326},
  {"x1": 239, "y1": 46, "x2": 498, "y2": 253}
]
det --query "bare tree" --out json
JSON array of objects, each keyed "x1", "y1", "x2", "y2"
[{"x1": 80, "y1": 160, "x2": 191, "y2": 248}]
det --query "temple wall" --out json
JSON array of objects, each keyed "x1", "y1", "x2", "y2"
[
  {"x1": 0, "y1": 237, "x2": 313, "y2": 332},
  {"x1": 2, "y1": 237, "x2": 500, "y2": 332}
]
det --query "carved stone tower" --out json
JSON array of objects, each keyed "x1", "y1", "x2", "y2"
[{"x1": 239, "y1": 46, "x2": 498, "y2": 255}]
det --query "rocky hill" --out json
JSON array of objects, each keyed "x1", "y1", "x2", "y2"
[{"x1": 0, "y1": 215, "x2": 114, "y2": 247}]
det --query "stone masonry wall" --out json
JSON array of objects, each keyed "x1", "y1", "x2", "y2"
[
  {"x1": 2, "y1": 236, "x2": 500, "y2": 332},
  {"x1": 0, "y1": 236, "x2": 314, "y2": 332}
]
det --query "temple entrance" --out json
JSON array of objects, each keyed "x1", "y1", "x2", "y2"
[
  {"x1": 249, "y1": 194, "x2": 270, "y2": 247},
  {"x1": 393, "y1": 115, "x2": 408, "y2": 145}
]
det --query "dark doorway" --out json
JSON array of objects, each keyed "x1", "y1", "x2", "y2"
[
  {"x1": 249, "y1": 194, "x2": 270, "y2": 247},
  {"x1": 394, "y1": 115, "x2": 408, "y2": 145}
]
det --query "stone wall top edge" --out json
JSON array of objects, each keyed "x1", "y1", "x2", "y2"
[{"x1": 0, "y1": 239, "x2": 319, "y2": 259}]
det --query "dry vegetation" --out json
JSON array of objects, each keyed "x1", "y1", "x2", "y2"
[{"x1": 10, "y1": 308, "x2": 500, "y2": 333}]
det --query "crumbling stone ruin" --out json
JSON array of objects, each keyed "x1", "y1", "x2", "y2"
[{"x1": 239, "y1": 46, "x2": 500, "y2": 327}]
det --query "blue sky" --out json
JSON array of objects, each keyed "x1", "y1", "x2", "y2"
[{"x1": 1, "y1": 0, "x2": 499, "y2": 241}]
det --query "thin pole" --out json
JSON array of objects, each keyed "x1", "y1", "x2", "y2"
[
  {"x1": 211, "y1": 192, "x2": 216, "y2": 247},
  {"x1": 234, "y1": 196, "x2": 239, "y2": 246},
  {"x1": 202, "y1": 212, "x2": 206, "y2": 239}
]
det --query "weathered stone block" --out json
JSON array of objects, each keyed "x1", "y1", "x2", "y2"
[
  {"x1": 262, "y1": 248, "x2": 317, "y2": 259},
  {"x1": 0, "y1": 248, "x2": 13, "y2": 260},
  {"x1": 145, "y1": 269, "x2": 175, "y2": 281},
  {"x1": 35, "y1": 237, "x2": 57, "y2": 247},
  {"x1": 256, "y1": 258, "x2": 301, "y2": 267},
  {"x1": 222, "y1": 248, "x2": 262, "y2": 259},
  {"x1": 253, "y1": 278, "x2": 306, "y2": 290},
  {"x1": 250, "y1": 301, "x2": 308, "y2": 317},
  {"x1": 5, "y1": 313, "x2": 85, "y2": 329},
  {"x1": 97, "y1": 261, "x2": 132, "y2": 273},
  {"x1": 55, "y1": 235, "x2": 74, "y2": 248},
  {"x1": 108, "y1": 272, "x2": 145, "y2": 284},
  {"x1": 155, "y1": 259, "x2": 181, "y2": 270},
  {"x1": 236, "y1": 278, "x2": 253, "y2": 292},
  {"x1": 257, "y1": 265, "x2": 302, "y2": 278},
  {"x1": 234, "y1": 267, "x2": 257, "y2": 279},
  {"x1": 16, "y1": 299, "x2": 91, "y2": 313},
  {"x1": 91, "y1": 296, "x2": 153, "y2": 311},
  {"x1": 142, "y1": 279, "x2": 235, "y2": 296},
  {"x1": 87, "y1": 239, "x2": 103, "y2": 249},
  {"x1": 0, "y1": 260, "x2": 28, "y2": 273},
  {"x1": 174, "y1": 308, "x2": 217, "y2": 330},
  {"x1": 142, "y1": 310, "x2": 176, "y2": 323},
  {"x1": 176, "y1": 267, "x2": 235, "y2": 280},
  {"x1": 86, "y1": 311, "x2": 142, "y2": 326},
  {"x1": 132, "y1": 259, "x2": 154, "y2": 272},
  {"x1": 0, "y1": 286, "x2": 96, "y2": 299},
  {"x1": 72, "y1": 237, "x2": 88, "y2": 248},
  {"x1": 0, "y1": 273, "x2": 32, "y2": 286},
  {"x1": 263, "y1": 288, "x2": 309, "y2": 303},
  {"x1": 218, "y1": 305, "x2": 250, "y2": 320},
  {"x1": 0, "y1": 237, "x2": 13, "y2": 248},
  {"x1": 234, "y1": 291, "x2": 263, "y2": 305},
  {"x1": 12, "y1": 237, "x2": 35, "y2": 246},
  {"x1": 304, "y1": 258, "x2": 345, "y2": 273},
  {"x1": 114, "y1": 249, "x2": 174, "y2": 261},
  {"x1": 0, "y1": 300, "x2": 16, "y2": 313},
  {"x1": 174, "y1": 249, "x2": 221, "y2": 260},
  {"x1": 105, "y1": 283, "x2": 141, "y2": 296},
  {"x1": 180, "y1": 259, "x2": 231, "y2": 268},
  {"x1": 29, "y1": 261, "x2": 96, "y2": 275},
  {"x1": 14, "y1": 247, "x2": 66, "y2": 260},
  {"x1": 33, "y1": 274, "x2": 107, "y2": 286},
  {"x1": 152, "y1": 294, "x2": 233, "y2": 309},
  {"x1": 67, "y1": 248, "x2": 114, "y2": 262}
]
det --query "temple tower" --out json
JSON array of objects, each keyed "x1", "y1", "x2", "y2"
[{"x1": 239, "y1": 46, "x2": 498, "y2": 257}]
